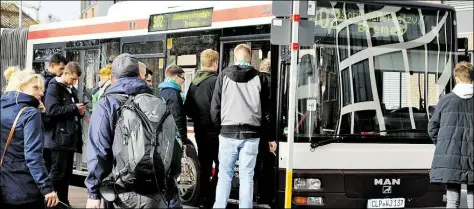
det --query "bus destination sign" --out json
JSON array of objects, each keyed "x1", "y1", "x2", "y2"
[{"x1": 149, "y1": 8, "x2": 213, "y2": 32}]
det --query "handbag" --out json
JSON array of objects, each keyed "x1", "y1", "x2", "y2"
[{"x1": 0, "y1": 107, "x2": 28, "y2": 207}]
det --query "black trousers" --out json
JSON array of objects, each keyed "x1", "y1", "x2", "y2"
[
  {"x1": 49, "y1": 150, "x2": 75, "y2": 206},
  {"x1": 3, "y1": 199, "x2": 45, "y2": 209},
  {"x1": 195, "y1": 131, "x2": 219, "y2": 208},
  {"x1": 255, "y1": 140, "x2": 277, "y2": 205},
  {"x1": 43, "y1": 148, "x2": 52, "y2": 172}
]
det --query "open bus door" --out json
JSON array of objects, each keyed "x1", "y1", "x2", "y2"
[{"x1": 218, "y1": 36, "x2": 278, "y2": 206}]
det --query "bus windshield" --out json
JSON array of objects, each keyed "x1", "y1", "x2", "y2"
[{"x1": 283, "y1": 1, "x2": 455, "y2": 143}]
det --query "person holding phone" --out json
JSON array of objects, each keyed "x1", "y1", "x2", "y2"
[{"x1": 44, "y1": 62, "x2": 85, "y2": 206}]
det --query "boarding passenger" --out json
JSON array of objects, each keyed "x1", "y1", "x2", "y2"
[
  {"x1": 159, "y1": 65, "x2": 190, "y2": 145},
  {"x1": 428, "y1": 61, "x2": 474, "y2": 209},
  {"x1": 1, "y1": 68, "x2": 59, "y2": 209},
  {"x1": 91, "y1": 64, "x2": 112, "y2": 111},
  {"x1": 44, "y1": 62, "x2": 84, "y2": 206},
  {"x1": 255, "y1": 58, "x2": 275, "y2": 208},
  {"x1": 211, "y1": 44, "x2": 277, "y2": 208},
  {"x1": 184, "y1": 49, "x2": 220, "y2": 209}
]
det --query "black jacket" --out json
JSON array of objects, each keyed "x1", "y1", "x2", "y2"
[
  {"x1": 158, "y1": 81, "x2": 187, "y2": 141},
  {"x1": 428, "y1": 84, "x2": 473, "y2": 185},
  {"x1": 185, "y1": 70, "x2": 218, "y2": 136},
  {"x1": 41, "y1": 70, "x2": 55, "y2": 129},
  {"x1": 41, "y1": 70, "x2": 55, "y2": 101},
  {"x1": 44, "y1": 78, "x2": 83, "y2": 153},
  {"x1": 1, "y1": 91, "x2": 54, "y2": 204}
]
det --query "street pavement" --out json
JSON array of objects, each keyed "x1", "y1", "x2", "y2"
[{"x1": 69, "y1": 186, "x2": 469, "y2": 208}]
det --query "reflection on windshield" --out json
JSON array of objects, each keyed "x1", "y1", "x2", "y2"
[{"x1": 283, "y1": 1, "x2": 454, "y2": 143}]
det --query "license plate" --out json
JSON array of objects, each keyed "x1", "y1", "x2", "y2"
[{"x1": 367, "y1": 198, "x2": 405, "y2": 208}]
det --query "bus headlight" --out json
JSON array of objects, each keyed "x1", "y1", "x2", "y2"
[{"x1": 294, "y1": 178, "x2": 322, "y2": 190}]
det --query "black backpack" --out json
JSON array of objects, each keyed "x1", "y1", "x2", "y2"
[{"x1": 104, "y1": 93, "x2": 181, "y2": 199}]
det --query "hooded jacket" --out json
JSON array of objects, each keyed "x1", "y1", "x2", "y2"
[
  {"x1": 159, "y1": 79, "x2": 187, "y2": 141},
  {"x1": 210, "y1": 65, "x2": 271, "y2": 141},
  {"x1": 428, "y1": 83, "x2": 473, "y2": 185},
  {"x1": 44, "y1": 77, "x2": 83, "y2": 152},
  {"x1": 85, "y1": 77, "x2": 152, "y2": 200},
  {"x1": 185, "y1": 69, "x2": 218, "y2": 135},
  {"x1": 0, "y1": 91, "x2": 54, "y2": 204}
]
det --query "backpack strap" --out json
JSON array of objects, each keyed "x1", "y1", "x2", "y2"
[
  {"x1": 1, "y1": 106, "x2": 28, "y2": 168},
  {"x1": 150, "y1": 109, "x2": 171, "y2": 195}
]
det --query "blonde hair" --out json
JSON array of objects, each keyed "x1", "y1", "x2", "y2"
[
  {"x1": 200, "y1": 49, "x2": 219, "y2": 68},
  {"x1": 4, "y1": 68, "x2": 45, "y2": 92},
  {"x1": 4, "y1": 66, "x2": 21, "y2": 82},
  {"x1": 259, "y1": 58, "x2": 271, "y2": 73},
  {"x1": 98, "y1": 64, "x2": 112, "y2": 80},
  {"x1": 234, "y1": 44, "x2": 251, "y2": 55},
  {"x1": 454, "y1": 61, "x2": 473, "y2": 83},
  {"x1": 234, "y1": 44, "x2": 251, "y2": 63}
]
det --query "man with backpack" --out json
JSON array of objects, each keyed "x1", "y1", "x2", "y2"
[{"x1": 85, "y1": 53, "x2": 182, "y2": 209}]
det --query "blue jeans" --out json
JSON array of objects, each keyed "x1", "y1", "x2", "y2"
[{"x1": 214, "y1": 135, "x2": 260, "y2": 208}]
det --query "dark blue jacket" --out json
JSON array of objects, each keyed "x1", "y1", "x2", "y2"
[
  {"x1": 159, "y1": 81, "x2": 187, "y2": 140},
  {"x1": 85, "y1": 77, "x2": 152, "y2": 200},
  {"x1": 0, "y1": 91, "x2": 54, "y2": 204}
]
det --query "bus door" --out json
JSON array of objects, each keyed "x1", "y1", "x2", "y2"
[
  {"x1": 219, "y1": 36, "x2": 275, "y2": 202},
  {"x1": 65, "y1": 40, "x2": 101, "y2": 175}
]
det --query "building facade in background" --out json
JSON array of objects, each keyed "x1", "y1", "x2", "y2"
[
  {"x1": 80, "y1": 0, "x2": 122, "y2": 19},
  {"x1": 1, "y1": 2, "x2": 38, "y2": 28}
]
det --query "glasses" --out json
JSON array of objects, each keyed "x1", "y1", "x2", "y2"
[{"x1": 177, "y1": 75, "x2": 185, "y2": 81}]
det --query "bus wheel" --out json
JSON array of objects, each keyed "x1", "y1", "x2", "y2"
[{"x1": 178, "y1": 144, "x2": 200, "y2": 206}]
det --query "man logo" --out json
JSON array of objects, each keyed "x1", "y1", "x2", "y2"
[
  {"x1": 383, "y1": 186, "x2": 392, "y2": 194},
  {"x1": 374, "y1": 179, "x2": 401, "y2": 185}
]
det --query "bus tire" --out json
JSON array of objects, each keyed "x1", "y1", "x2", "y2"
[{"x1": 178, "y1": 144, "x2": 200, "y2": 206}]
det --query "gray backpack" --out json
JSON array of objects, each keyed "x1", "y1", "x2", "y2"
[{"x1": 108, "y1": 93, "x2": 181, "y2": 197}]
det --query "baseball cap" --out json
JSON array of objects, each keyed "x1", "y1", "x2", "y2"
[{"x1": 111, "y1": 53, "x2": 139, "y2": 79}]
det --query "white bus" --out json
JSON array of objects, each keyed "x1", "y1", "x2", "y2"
[{"x1": 1, "y1": 0, "x2": 467, "y2": 208}]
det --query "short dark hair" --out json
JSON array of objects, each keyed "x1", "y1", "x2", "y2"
[
  {"x1": 49, "y1": 53, "x2": 68, "y2": 65},
  {"x1": 146, "y1": 68, "x2": 153, "y2": 77},
  {"x1": 165, "y1": 65, "x2": 184, "y2": 77},
  {"x1": 65, "y1": 61, "x2": 82, "y2": 77}
]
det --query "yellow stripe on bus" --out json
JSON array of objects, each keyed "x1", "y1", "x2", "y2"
[{"x1": 284, "y1": 170, "x2": 293, "y2": 208}]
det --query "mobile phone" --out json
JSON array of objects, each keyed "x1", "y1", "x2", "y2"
[{"x1": 83, "y1": 102, "x2": 89, "y2": 105}]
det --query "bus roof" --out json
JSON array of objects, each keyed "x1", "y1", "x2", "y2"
[{"x1": 27, "y1": 1, "x2": 272, "y2": 42}]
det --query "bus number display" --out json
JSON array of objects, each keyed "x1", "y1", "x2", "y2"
[{"x1": 149, "y1": 8, "x2": 213, "y2": 32}]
